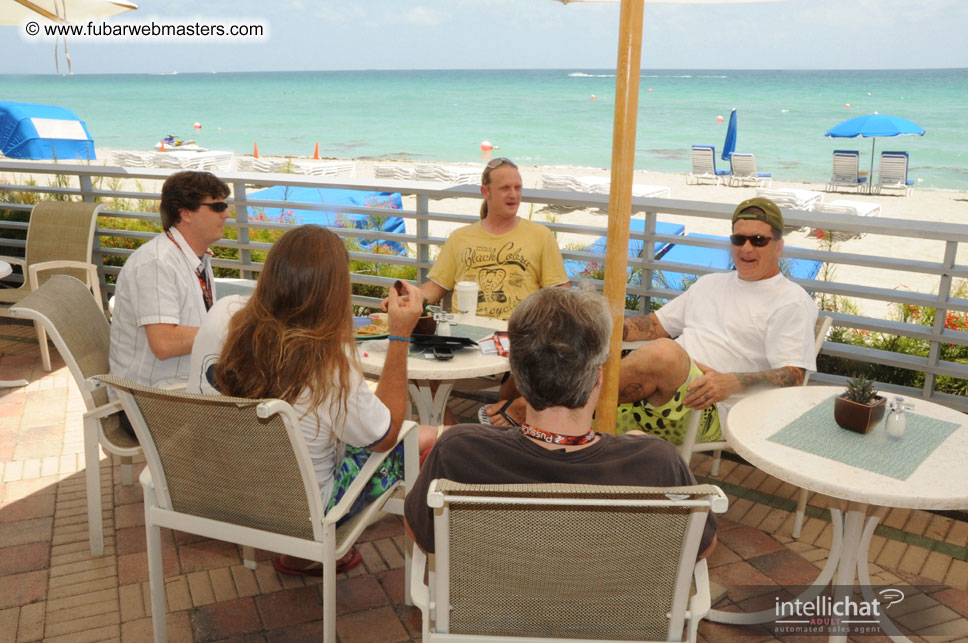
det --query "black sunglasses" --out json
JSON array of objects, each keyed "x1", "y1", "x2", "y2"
[
  {"x1": 485, "y1": 157, "x2": 517, "y2": 169},
  {"x1": 199, "y1": 201, "x2": 230, "y2": 213},
  {"x1": 730, "y1": 234, "x2": 775, "y2": 248}
]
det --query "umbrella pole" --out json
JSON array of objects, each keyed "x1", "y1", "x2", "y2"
[
  {"x1": 595, "y1": 0, "x2": 644, "y2": 434},
  {"x1": 869, "y1": 138, "x2": 876, "y2": 193}
]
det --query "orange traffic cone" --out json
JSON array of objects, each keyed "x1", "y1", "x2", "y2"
[
  {"x1": 313, "y1": 142, "x2": 319, "y2": 160},
  {"x1": 253, "y1": 142, "x2": 260, "y2": 159}
]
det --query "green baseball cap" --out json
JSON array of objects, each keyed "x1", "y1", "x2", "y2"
[{"x1": 732, "y1": 197, "x2": 783, "y2": 233}]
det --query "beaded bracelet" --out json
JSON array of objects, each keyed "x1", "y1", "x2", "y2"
[{"x1": 388, "y1": 335, "x2": 411, "y2": 343}]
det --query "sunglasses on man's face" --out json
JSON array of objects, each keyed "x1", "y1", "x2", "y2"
[
  {"x1": 199, "y1": 201, "x2": 230, "y2": 213},
  {"x1": 729, "y1": 234, "x2": 775, "y2": 248},
  {"x1": 485, "y1": 157, "x2": 517, "y2": 169}
]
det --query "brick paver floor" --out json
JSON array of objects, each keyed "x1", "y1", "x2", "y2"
[{"x1": 1, "y1": 319, "x2": 966, "y2": 642}]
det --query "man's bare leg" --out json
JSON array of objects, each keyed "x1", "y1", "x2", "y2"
[{"x1": 618, "y1": 337, "x2": 692, "y2": 406}]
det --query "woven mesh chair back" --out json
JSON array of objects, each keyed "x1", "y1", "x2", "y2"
[
  {"x1": 25, "y1": 202, "x2": 101, "y2": 288},
  {"x1": 436, "y1": 481, "x2": 717, "y2": 640},
  {"x1": 98, "y1": 375, "x2": 316, "y2": 541},
  {"x1": 11, "y1": 275, "x2": 132, "y2": 444}
]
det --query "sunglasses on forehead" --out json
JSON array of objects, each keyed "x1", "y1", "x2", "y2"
[
  {"x1": 485, "y1": 157, "x2": 517, "y2": 169},
  {"x1": 729, "y1": 234, "x2": 776, "y2": 248},
  {"x1": 199, "y1": 201, "x2": 230, "y2": 213}
]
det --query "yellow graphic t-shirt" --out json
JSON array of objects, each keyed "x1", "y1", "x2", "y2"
[{"x1": 427, "y1": 219, "x2": 569, "y2": 320}]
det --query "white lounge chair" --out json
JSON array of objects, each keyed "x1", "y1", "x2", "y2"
[
  {"x1": 292, "y1": 160, "x2": 355, "y2": 177},
  {"x1": 411, "y1": 480, "x2": 727, "y2": 642},
  {"x1": 756, "y1": 188, "x2": 823, "y2": 211},
  {"x1": 688, "y1": 145, "x2": 730, "y2": 185},
  {"x1": 876, "y1": 151, "x2": 915, "y2": 196},
  {"x1": 813, "y1": 199, "x2": 881, "y2": 217},
  {"x1": 414, "y1": 164, "x2": 478, "y2": 185},
  {"x1": 728, "y1": 153, "x2": 772, "y2": 187},
  {"x1": 374, "y1": 164, "x2": 415, "y2": 180},
  {"x1": 826, "y1": 150, "x2": 868, "y2": 193}
]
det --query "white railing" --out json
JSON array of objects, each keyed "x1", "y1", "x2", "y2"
[{"x1": 1, "y1": 160, "x2": 966, "y2": 410}]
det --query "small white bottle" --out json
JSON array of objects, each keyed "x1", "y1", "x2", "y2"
[
  {"x1": 435, "y1": 312, "x2": 451, "y2": 336},
  {"x1": 884, "y1": 396, "x2": 908, "y2": 439}
]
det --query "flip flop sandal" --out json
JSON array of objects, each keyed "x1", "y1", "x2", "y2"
[
  {"x1": 271, "y1": 548, "x2": 362, "y2": 577},
  {"x1": 477, "y1": 399, "x2": 520, "y2": 427}
]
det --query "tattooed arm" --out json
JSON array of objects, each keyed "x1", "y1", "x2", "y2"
[
  {"x1": 622, "y1": 313, "x2": 671, "y2": 342},
  {"x1": 736, "y1": 366, "x2": 806, "y2": 389},
  {"x1": 684, "y1": 364, "x2": 806, "y2": 409}
]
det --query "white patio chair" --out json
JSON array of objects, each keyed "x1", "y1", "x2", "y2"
[
  {"x1": 679, "y1": 315, "x2": 832, "y2": 539},
  {"x1": 688, "y1": 145, "x2": 729, "y2": 185},
  {"x1": 826, "y1": 150, "x2": 868, "y2": 193},
  {"x1": 9, "y1": 276, "x2": 138, "y2": 556},
  {"x1": 0, "y1": 201, "x2": 103, "y2": 372},
  {"x1": 90, "y1": 373, "x2": 418, "y2": 643},
  {"x1": 411, "y1": 480, "x2": 727, "y2": 642},
  {"x1": 875, "y1": 151, "x2": 915, "y2": 196},
  {"x1": 728, "y1": 153, "x2": 772, "y2": 188}
]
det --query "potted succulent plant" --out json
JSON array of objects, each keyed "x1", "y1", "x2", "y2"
[{"x1": 834, "y1": 374, "x2": 887, "y2": 434}]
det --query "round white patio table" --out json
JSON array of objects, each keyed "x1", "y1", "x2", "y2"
[
  {"x1": 711, "y1": 385, "x2": 968, "y2": 642},
  {"x1": 357, "y1": 315, "x2": 509, "y2": 425},
  {"x1": 0, "y1": 260, "x2": 29, "y2": 389}
]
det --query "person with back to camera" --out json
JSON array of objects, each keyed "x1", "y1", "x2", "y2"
[
  {"x1": 188, "y1": 225, "x2": 441, "y2": 576},
  {"x1": 404, "y1": 287, "x2": 717, "y2": 559}
]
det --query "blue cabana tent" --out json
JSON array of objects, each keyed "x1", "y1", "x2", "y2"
[
  {"x1": 247, "y1": 186, "x2": 407, "y2": 254},
  {"x1": 0, "y1": 101, "x2": 96, "y2": 161}
]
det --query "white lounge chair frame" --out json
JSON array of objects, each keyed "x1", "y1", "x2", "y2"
[
  {"x1": 875, "y1": 151, "x2": 914, "y2": 197},
  {"x1": 411, "y1": 480, "x2": 727, "y2": 642},
  {"x1": 688, "y1": 145, "x2": 728, "y2": 185},
  {"x1": 728, "y1": 153, "x2": 772, "y2": 188},
  {"x1": 826, "y1": 150, "x2": 868, "y2": 193}
]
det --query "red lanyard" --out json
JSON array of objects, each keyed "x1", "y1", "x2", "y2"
[
  {"x1": 519, "y1": 422, "x2": 597, "y2": 446},
  {"x1": 166, "y1": 230, "x2": 213, "y2": 311}
]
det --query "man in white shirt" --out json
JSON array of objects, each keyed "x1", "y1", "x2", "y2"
[
  {"x1": 615, "y1": 197, "x2": 818, "y2": 444},
  {"x1": 109, "y1": 171, "x2": 231, "y2": 395}
]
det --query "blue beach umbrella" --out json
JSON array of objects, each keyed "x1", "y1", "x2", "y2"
[
  {"x1": 721, "y1": 109, "x2": 737, "y2": 161},
  {"x1": 824, "y1": 113, "x2": 925, "y2": 181}
]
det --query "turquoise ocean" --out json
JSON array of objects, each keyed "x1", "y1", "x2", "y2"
[{"x1": 2, "y1": 68, "x2": 966, "y2": 190}]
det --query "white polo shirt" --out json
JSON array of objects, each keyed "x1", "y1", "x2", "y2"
[{"x1": 109, "y1": 227, "x2": 215, "y2": 389}]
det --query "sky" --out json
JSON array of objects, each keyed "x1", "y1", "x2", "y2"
[{"x1": 1, "y1": 0, "x2": 966, "y2": 75}]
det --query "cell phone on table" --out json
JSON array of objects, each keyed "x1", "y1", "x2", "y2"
[{"x1": 433, "y1": 346, "x2": 453, "y2": 360}]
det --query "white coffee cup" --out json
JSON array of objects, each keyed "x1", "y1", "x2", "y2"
[{"x1": 455, "y1": 281, "x2": 479, "y2": 316}]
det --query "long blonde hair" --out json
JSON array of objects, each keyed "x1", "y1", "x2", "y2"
[
  {"x1": 214, "y1": 225, "x2": 357, "y2": 431},
  {"x1": 479, "y1": 157, "x2": 518, "y2": 219}
]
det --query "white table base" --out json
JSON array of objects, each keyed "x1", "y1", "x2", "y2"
[
  {"x1": 708, "y1": 504, "x2": 910, "y2": 642},
  {"x1": 408, "y1": 379, "x2": 456, "y2": 426}
]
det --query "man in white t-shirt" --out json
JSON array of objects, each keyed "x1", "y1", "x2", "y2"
[
  {"x1": 614, "y1": 197, "x2": 818, "y2": 444},
  {"x1": 109, "y1": 171, "x2": 231, "y2": 395}
]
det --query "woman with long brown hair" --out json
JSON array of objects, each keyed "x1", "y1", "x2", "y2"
[{"x1": 188, "y1": 224, "x2": 429, "y2": 575}]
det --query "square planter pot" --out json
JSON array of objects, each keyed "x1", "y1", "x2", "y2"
[{"x1": 834, "y1": 394, "x2": 887, "y2": 434}]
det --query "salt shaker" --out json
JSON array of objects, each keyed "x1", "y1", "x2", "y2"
[
  {"x1": 885, "y1": 396, "x2": 913, "y2": 439},
  {"x1": 435, "y1": 311, "x2": 452, "y2": 336}
]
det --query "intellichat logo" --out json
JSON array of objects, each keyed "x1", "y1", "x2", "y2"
[{"x1": 772, "y1": 589, "x2": 904, "y2": 636}]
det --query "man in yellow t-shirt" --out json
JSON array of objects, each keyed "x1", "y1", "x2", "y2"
[{"x1": 418, "y1": 157, "x2": 569, "y2": 320}]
